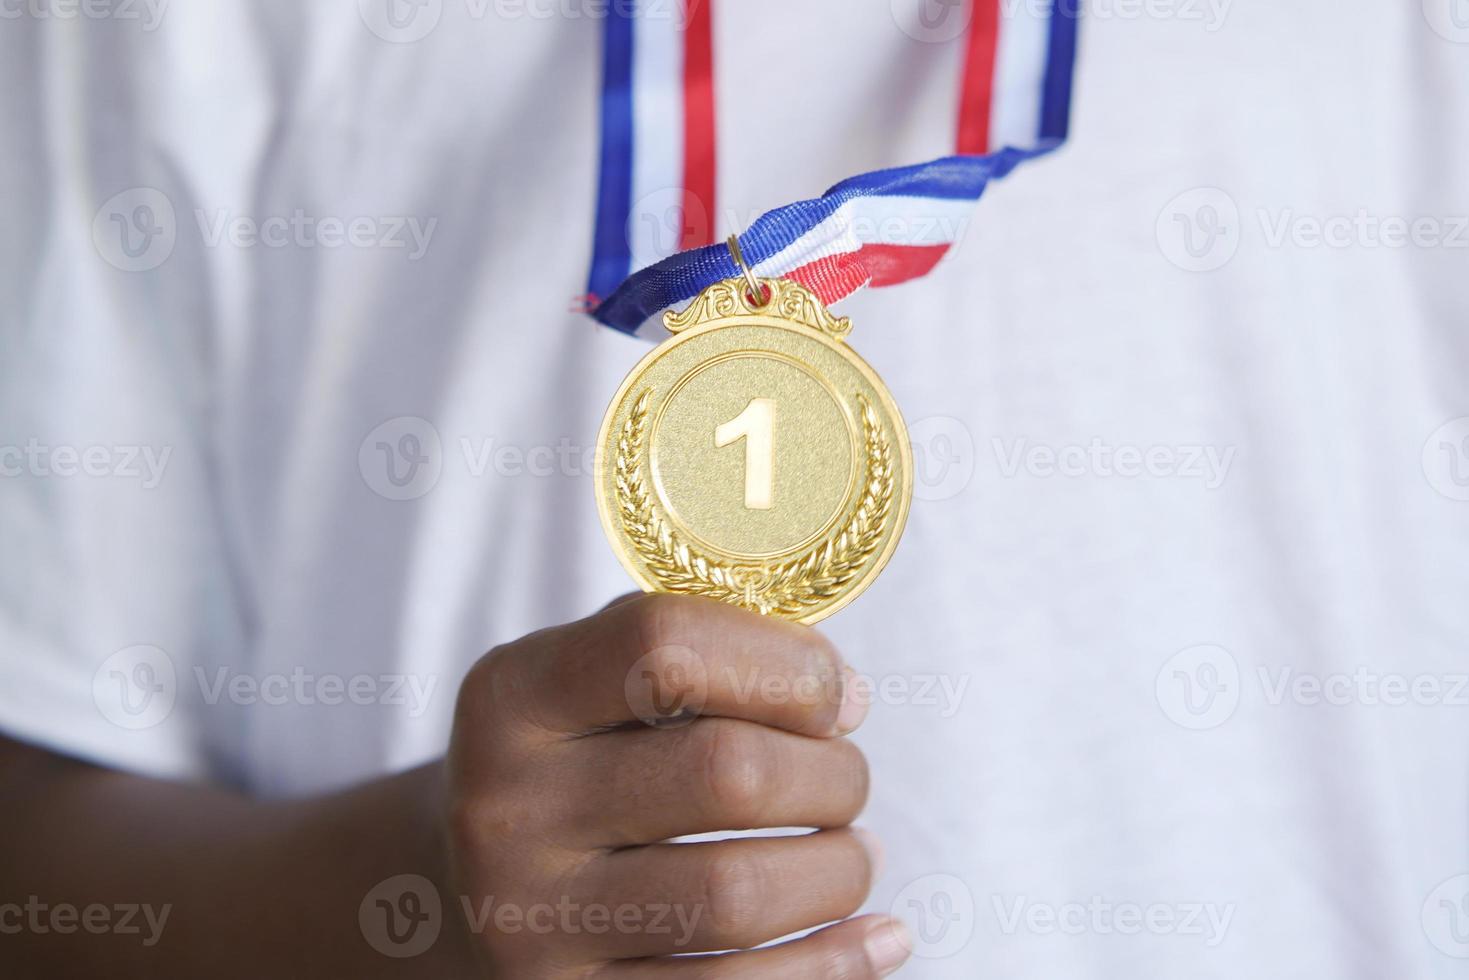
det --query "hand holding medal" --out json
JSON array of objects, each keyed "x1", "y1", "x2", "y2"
[{"x1": 449, "y1": 6, "x2": 1074, "y2": 971}]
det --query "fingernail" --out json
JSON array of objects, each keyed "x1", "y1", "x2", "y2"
[
  {"x1": 852, "y1": 826, "x2": 885, "y2": 878},
  {"x1": 863, "y1": 917, "x2": 913, "y2": 977},
  {"x1": 834, "y1": 667, "x2": 869, "y2": 735}
]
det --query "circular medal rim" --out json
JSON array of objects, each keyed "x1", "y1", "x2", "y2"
[{"x1": 595, "y1": 312, "x2": 914, "y2": 625}]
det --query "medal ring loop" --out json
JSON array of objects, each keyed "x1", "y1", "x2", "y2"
[{"x1": 726, "y1": 234, "x2": 771, "y2": 308}]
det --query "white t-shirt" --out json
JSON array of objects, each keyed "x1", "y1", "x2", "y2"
[{"x1": 3, "y1": 2, "x2": 1468, "y2": 976}]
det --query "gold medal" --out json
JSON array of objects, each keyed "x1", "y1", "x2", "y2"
[{"x1": 595, "y1": 239, "x2": 912, "y2": 624}]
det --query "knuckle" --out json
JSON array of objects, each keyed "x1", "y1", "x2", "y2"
[
  {"x1": 701, "y1": 851, "x2": 766, "y2": 945},
  {"x1": 452, "y1": 644, "x2": 539, "y2": 749},
  {"x1": 699, "y1": 723, "x2": 769, "y2": 822},
  {"x1": 457, "y1": 645, "x2": 516, "y2": 719},
  {"x1": 446, "y1": 792, "x2": 496, "y2": 856},
  {"x1": 637, "y1": 639, "x2": 688, "y2": 686},
  {"x1": 447, "y1": 787, "x2": 542, "y2": 867},
  {"x1": 625, "y1": 592, "x2": 697, "y2": 652},
  {"x1": 444, "y1": 743, "x2": 547, "y2": 858}
]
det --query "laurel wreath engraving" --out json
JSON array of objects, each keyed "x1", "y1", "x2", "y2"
[{"x1": 614, "y1": 389, "x2": 894, "y2": 617}]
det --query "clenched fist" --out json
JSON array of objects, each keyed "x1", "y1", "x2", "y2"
[{"x1": 443, "y1": 594, "x2": 912, "y2": 977}]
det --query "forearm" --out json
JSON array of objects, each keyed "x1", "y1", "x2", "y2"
[{"x1": 0, "y1": 739, "x2": 474, "y2": 978}]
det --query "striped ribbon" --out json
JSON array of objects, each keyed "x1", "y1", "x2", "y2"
[{"x1": 587, "y1": 0, "x2": 1079, "y2": 337}]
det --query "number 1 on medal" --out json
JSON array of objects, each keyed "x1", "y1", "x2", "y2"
[{"x1": 715, "y1": 398, "x2": 775, "y2": 510}]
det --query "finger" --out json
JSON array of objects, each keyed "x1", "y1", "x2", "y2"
[
  {"x1": 594, "y1": 915, "x2": 914, "y2": 979},
  {"x1": 490, "y1": 593, "x2": 866, "y2": 739},
  {"x1": 573, "y1": 828, "x2": 880, "y2": 958},
  {"x1": 560, "y1": 718, "x2": 868, "y2": 847}
]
